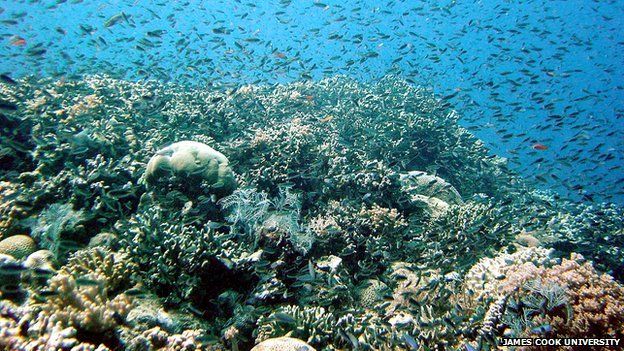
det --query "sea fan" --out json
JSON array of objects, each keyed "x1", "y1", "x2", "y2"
[
  {"x1": 218, "y1": 187, "x2": 271, "y2": 235},
  {"x1": 28, "y1": 202, "x2": 84, "y2": 260}
]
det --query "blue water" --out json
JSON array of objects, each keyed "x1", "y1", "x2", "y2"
[{"x1": 1, "y1": 0, "x2": 622, "y2": 203}]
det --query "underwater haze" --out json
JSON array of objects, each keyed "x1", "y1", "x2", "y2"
[{"x1": 0, "y1": 0, "x2": 623, "y2": 350}]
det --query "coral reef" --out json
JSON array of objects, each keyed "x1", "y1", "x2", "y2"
[{"x1": 0, "y1": 75, "x2": 621, "y2": 350}]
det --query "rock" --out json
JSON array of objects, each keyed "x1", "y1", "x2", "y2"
[
  {"x1": 0, "y1": 234, "x2": 36, "y2": 260},
  {"x1": 399, "y1": 171, "x2": 463, "y2": 205},
  {"x1": 145, "y1": 140, "x2": 236, "y2": 196},
  {"x1": 251, "y1": 337, "x2": 316, "y2": 351}
]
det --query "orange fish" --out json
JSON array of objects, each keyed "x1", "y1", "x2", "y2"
[
  {"x1": 10, "y1": 36, "x2": 26, "y2": 46},
  {"x1": 532, "y1": 143, "x2": 548, "y2": 151},
  {"x1": 305, "y1": 95, "x2": 314, "y2": 101},
  {"x1": 273, "y1": 52, "x2": 286, "y2": 59}
]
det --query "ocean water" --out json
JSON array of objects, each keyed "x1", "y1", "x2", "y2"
[
  {"x1": 0, "y1": 0, "x2": 623, "y2": 350},
  {"x1": 1, "y1": 0, "x2": 623, "y2": 203}
]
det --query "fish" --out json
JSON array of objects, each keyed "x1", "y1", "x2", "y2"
[
  {"x1": 269, "y1": 312, "x2": 296, "y2": 324},
  {"x1": 104, "y1": 12, "x2": 127, "y2": 28},
  {"x1": 125, "y1": 288, "x2": 147, "y2": 297},
  {"x1": 9, "y1": 36, "x2": 26, "y2": 46},
  {"x1": 345, "y1": 332, "x2": 359, "y2": 349},
  {"x1": 531, "y1": 323, "x2": 552, "y2": 334},
  {"x1": 403, "y1": 333, "x2": 419, "y2": 350},
  {"x1": 75, "y1": 277, "x2": 102, "y2": 287},
  {"x1": 532, "y1": 143, "x2": 548, "y2": 150},
  {"x1": 0, "y1": 74, "x2": 17, "y2": 85},
  {"x1": 0, "y1": 262, "x2": 28, "y2": 274},
  {"x1": 37, "y1": 289, "x2": 60, "y2": 297},
  {"x1": 32, "y1": 268, "x2": 56, "y2": 278}
]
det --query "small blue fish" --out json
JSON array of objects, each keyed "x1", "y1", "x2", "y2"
[
  {"x1": 464, "y1": 343, "x2": 477, "y2": 351},
  {"x1": 531, "y1": 323, "x2": 552, "y2": 334}
]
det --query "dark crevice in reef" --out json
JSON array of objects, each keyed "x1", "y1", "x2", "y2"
[{"x1": 75, "y1": 328, "x2": 123, "y2": 351}]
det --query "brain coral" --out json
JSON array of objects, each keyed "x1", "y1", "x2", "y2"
[
  {"x1": 145, "y1": 140, "x2": 237, "y2": 196},
  {"x1": 0, "y1": 234, "x2": 36, "y2": 260},
  {"x1": 251, "y1": 336, "x2": 316, "y2": 351}
]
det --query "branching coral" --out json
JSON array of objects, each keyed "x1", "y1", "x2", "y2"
[
  {"x1": 0, "y1": 248, "x2": 137, "y2": 350},
  {"x1": 61, "y1": 247, "x2": 137, "y2": 294},
  {"x1": 0, "y1": 181, "x2": 30, "y2": 237},
  {"x1": 499, "y1": 254, "x2": 624, "y2": 340},
  {"x1": 409, "y1": 197, "x2": 518, "y2": 272},
  {"x1": 121, "y1": 205, "x2": 251, "y2": 309}
]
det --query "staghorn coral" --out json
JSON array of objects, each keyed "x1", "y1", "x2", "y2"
[
  {"x1": 255, "y1": 305, "x2": 335, "y2": 347},
  {"x1": 121, "y1": 205, "x2": 251, "y2": 309},
  {"x1": 317, "y1": 201, "x2": 409, "y2": 276},
  {"x1": 408, "y1": 197, "x2": 518, "y2": 272},
  {"x1": 0, "y1": 272, "x2": 132, "y2": 349},
  {"x1": 125, "y1": 326, "x2": 216, "y2": 351},
  {"x1": 0, "y1": 181, "x2": 30, "y2": 237},
  {"x1": 463, "y1": 246, "x2": 558, "y2": 303},
  {"x1": 32, "y1": 273, "x2": 133, "y2": 334},
  {"x1": 0, "y1": 247, "x2": 150, "y2": 350},
  {"x1": 237, "y1": 117, "x2": 321, "y2": 191}
]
